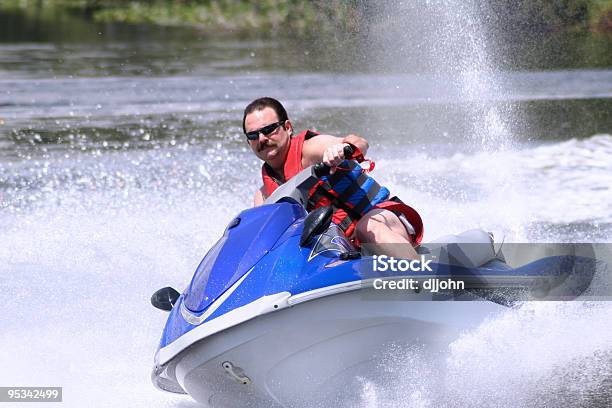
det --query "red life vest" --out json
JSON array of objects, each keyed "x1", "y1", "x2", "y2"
[
  {"x1": 261, "y1": 130, "x2": 315, "y2": 193},
  {"x1": 261, "y1": 130, "x2": 424, "y2": 245}
]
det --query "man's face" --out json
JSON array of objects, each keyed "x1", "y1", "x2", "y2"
[{"x1": 244, "y1": 107, "x2": 292, "y2": 163}]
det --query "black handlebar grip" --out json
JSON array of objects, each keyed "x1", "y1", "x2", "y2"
[
  {"x1": 313, "y1": 162, "x2": 328, "y2": 178},
  {"x1": 343, "y1": 144, "x2": 355, "y2": 158},
  {"x1": 313, "y1": 144, "x2": 356, "y2": 178}
]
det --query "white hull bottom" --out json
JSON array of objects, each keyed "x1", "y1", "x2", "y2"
[{"x1": 157, "y1": 290, "x2": 506, "y2": 407}]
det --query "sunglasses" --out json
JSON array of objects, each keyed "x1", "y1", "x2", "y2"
[{"x1": 245, "y1": 120, "x2": 285, "y2": 141}]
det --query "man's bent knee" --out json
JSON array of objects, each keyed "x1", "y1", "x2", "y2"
[
  {"x1": 355, "y1": 208, "x2": 418, "y2": 259},
  {"x1": 356, "y1": 209, "x2": 411, "y2": 243}
]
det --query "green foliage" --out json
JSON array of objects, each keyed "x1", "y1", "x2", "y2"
[
  {"x1": 589, "y1": 0, "x2": 612, "y2": 32},
  {"x1": 86, "y1": 0, "x2": 365, "y2": 34},
  {"x1": 1, "y1": 0, "x2": 610, "y2": 34},
  {"x1": 485, "y1": 0, "x2": 590, "y2": 34},
  {"x1": 0, "y1": 0, "x2": 355, "y2": 33}
]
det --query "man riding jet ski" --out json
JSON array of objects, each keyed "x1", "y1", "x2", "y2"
[
  {"x1": 244, "y1": 97, "x2": 423, "y2": 259},
  {"x1": 150, "y1": 98, "x2": 597, "y2": 407}
]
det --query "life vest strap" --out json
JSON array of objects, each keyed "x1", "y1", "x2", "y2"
[
  {"x1": 336, "y1": 173, "x2": 368, "y2": 203},
  {"x1": 353, "y1": 180, "x2": 383, "y2": 215}
]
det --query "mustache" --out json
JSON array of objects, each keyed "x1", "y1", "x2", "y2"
[{"x1": 257, "y1": 140, "x2": 274, "y2": 152}]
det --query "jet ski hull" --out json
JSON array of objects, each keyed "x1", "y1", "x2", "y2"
[{"x1": 155, "y1": 288, "x2": 505, "y2": 407}]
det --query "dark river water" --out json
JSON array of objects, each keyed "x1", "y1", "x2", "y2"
[{"x1": 1, "y1": 3, "x2": 612, "y2": 408}]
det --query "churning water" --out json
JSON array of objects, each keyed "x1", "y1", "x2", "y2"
[{"x1": 1, "y1": 1, "x2": 612, "y2": 406}]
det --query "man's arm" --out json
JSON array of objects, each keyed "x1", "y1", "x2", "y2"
[
  {"x1": 301, "y1": 133, "x2": 369, "y2": 168},
  {"x1": 342, "y1": 134, "x2": 369, "y2": 155}
]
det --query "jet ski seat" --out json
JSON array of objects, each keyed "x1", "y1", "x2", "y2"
[{"x1": 418, "y1": 229, "x2": 505, "y2": 268}]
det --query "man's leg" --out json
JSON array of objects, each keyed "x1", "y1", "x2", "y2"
[{"x1": 355, "y1": 208, "x2": 419, "y2": 259}]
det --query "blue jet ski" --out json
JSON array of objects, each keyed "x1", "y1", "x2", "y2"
[{"x1": 151, "y1": 158, "x2": 596, "y2": 408}]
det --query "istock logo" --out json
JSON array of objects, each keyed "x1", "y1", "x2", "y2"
[{"x1": 372, "y1": 255, "x2": 433, "y2": 272}]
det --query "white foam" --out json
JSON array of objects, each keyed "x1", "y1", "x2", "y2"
[{"x1": 354, "y1": 302, "x2": 612, "y2": 408}]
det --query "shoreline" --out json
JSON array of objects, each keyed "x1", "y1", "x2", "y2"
[
  {"x1": 0, "y1": 0, "x2": 363, "y2": 35},
  {"x1": 1, "y1": 0, "x2": 611, "y2": 35}
]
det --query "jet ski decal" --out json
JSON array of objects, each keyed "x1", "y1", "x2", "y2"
[{"x1": 308, "y1": 225, "x2": 353, "y2": 261}]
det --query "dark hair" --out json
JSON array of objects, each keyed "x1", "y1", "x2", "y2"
[{"x1": 242, "y1": 97, "x2": 289, "y2": 133}]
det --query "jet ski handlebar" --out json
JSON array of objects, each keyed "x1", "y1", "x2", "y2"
[{"x1": 313, "y1": 144, "x2": 355, "y2": 178}]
